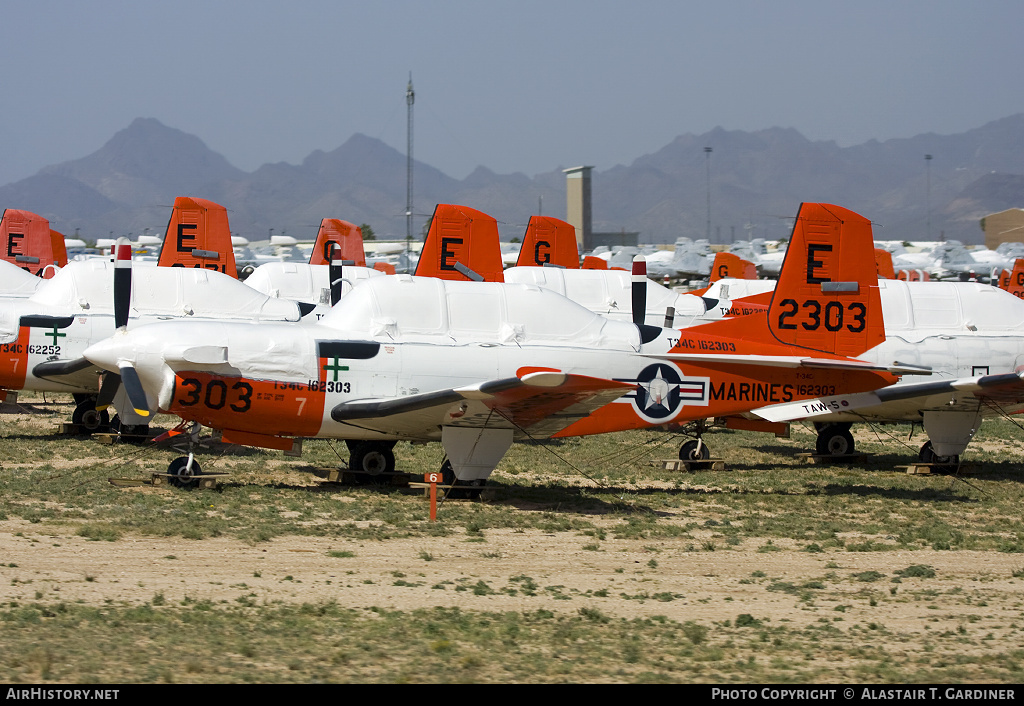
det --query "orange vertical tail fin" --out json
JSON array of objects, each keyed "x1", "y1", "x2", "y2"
[
  {"x1": 873, "y1": 248, "x2": 896, "y2": 279},
  {"x1": 0, "y1": 209, "x2": 66, "y2": 277},
  {"x1": 766, "y1": 203, "x2": 884, "y2": 358},
  {"x1": 309, "y1": 219, "x2": 366, "y2": 266},
  {"x1": 47, "y1": 229, "x2": 68, "y2": 277},
  {"x1": 1006, "y1": 259, "x2": 1024, "y2": 298},
  {"x1": 414, "y1": 204, "x2": 504, "y2": 282},
  {"x1": 709, "y1": 252, "x2": 757, "y2": 282},
  {"x1": 156, "y1": 196, "x2": 237, "y2": 277},
  {"x1": 515, "y1": 216, "x2": 580, "y2": 268}
]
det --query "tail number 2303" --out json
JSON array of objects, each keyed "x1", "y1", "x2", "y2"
[{"x1": 776, "y1": 299, "x2": 867, "y2": 333}]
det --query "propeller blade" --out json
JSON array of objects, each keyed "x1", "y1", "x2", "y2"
[
  {"x1": 328, "y1": 243, "x2": 343, "y2": 306},
  {"x1": 113, "y1": 238, "x2": 132, "y2": 329},
  {"x1": 94, "y1": 370, "x2": 121, "y2": 411},
  {"x1": 118, "y1": 363, "x2": 150, "y2": 417},
  {"x1": 631, "y1": 255, "x2": 647, "y2": 327}
]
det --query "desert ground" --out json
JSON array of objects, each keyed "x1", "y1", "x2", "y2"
[{"x1": 2, "y1": 395, "x2": 1024, "y2": 683}]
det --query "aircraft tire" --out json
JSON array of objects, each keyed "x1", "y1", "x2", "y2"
[
  {"x1": 679, "y1": 440, "x2": 710, "y2": 461},
  {"x1": 815, "y1": 426, "x2": 855, "y2": 456},
  {"x1": 72, "y1": 402, "x2": 109, "y2": 434},
  {"x1": 919, "y1": 441, "x2": 958, "y2": 467},
  {"x1": 167, "y1": 456, "x2": 203, "y2": 490},
  {"x1": 349, "y1": 443, "x2": 395, "y2": 477}
]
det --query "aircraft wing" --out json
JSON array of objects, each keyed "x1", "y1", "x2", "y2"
[
  {"x1": 648, "y1": 352, "x2": 929, "y2": 375},
  {"x1": 31, "y1": 357, "x2": 102, "y2": 390},
  {"x1": 752, "y1": 371, "x2": 1024, "y2": 423},
  {"x1": 331, "y1": 370, "x2": 635, "y2": 438}
]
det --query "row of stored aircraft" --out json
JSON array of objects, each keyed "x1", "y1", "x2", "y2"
[
  {"x1": 2, "y1": 199, "x2": 1024, "y2": 496},
  {"x1": 610, "y1": 233, "x2": 1024, "y2": 284}
]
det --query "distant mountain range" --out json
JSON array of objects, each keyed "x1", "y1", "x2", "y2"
[{"x1": 2, "y1": 115, "x2": 1023, "y2": 245}]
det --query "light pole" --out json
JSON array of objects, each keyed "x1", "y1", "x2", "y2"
[
  {"x1": 404, "y1": 74, "x2": 415, "y2": 272},
  {"x1": 925, "y1": 154, "x2": 933, "y2": 240},
  {"x1": 704, "y1": 147, "x2": 713, "y2": 241}
]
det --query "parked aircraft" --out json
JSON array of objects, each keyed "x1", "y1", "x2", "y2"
[
  {"x1": 729, "y1": 238, "x2": 787, "y2": 277},
  {"x1": 644, "y1": 237, "x2": 713, "y2": 280},
  {"x1": 0, "y1": 209, "x2": 68, "y2": 279},
  {"x1": 0, "y1": 198, "x2": 300, "y2": 432},
  {"x1": 243, "y1": 219, "x2": 384, "y2": 318},
  {"x1": 878, "y1": 240, "x2": 1024, "y2": 283},
  {"x1": 701, "y1": 272, "x2": 1024, "y2": 464},
  {"x1": 244, "y1": 206, "x2": 501, "y2": 317},
  {"x1": 752, "y1": 278, "x2": 1024, "y2": 464},
  {"x1": 82, "y1": 203, "x2": 907, "y2": 493}
]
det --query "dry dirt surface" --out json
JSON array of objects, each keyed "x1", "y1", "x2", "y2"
[{"x1": 3, "y1": 517, "x2": 1023, "y2": 637}]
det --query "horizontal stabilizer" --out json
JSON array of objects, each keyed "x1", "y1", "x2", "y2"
[{"x1": 753, "y1": 371, "x2": 1024, "y2": 422}]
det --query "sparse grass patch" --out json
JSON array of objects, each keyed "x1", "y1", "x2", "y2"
[
  {"x1": 895, "y1": 564, "x2": 937, "y2": 579},
  {"x1": 75, "y1": 524, "x2": 121, "y2": 542},
  {"x1": 853, "y1": 571, "x2": 885, "y2": 583}
]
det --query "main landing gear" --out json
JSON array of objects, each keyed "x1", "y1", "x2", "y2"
[
  {"x1": 814, "y1": 423, "x2": 856, "y2": 456},
  {"x1": 347, "y1": 440, "x2": 397, "y2": 481},
  {"x1": 918, "y1": 440, "x2": 959, "y2": 468},
  {"x1": 678, "y1": 439, "x2": 710, "y2": 461},
  {"x1": 440, "y1": 459, "x2": 485, "y2": 500},
  {"x1": 671, "y1": 419, "x2": 714, "y2": 461},
  {"x1": 71, "y1": 395, "x2": 109, "y2": 434},
  {"x1": 348, "y1": 441, "x2": 396, "y2": 475}
]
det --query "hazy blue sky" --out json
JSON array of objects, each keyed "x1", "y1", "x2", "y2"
[{"x1": 2, "y1": 0, "x2": 1021, "y2": 186}]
